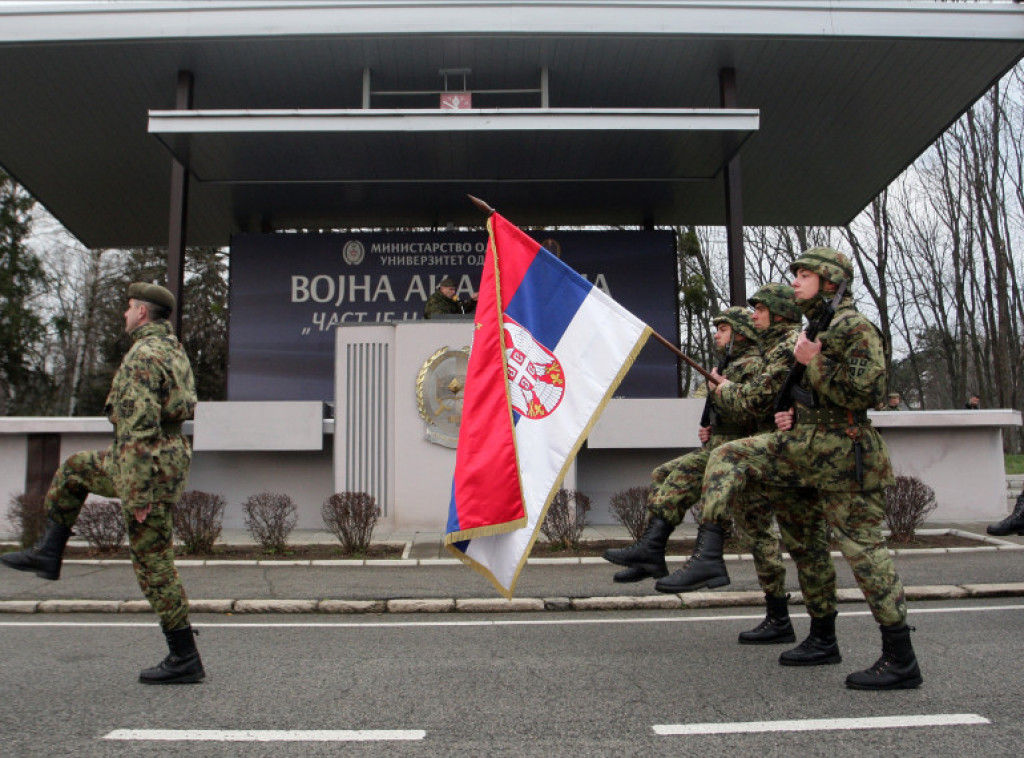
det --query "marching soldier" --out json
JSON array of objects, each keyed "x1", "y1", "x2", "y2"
[
  {"x1": 691, "y1": 248, "x2": 922, "y2": 690},
  {"x1": 602, "y1": 307, "x2": 761, "y2": 583},
  {"x1": 657, "y1": 284, "x2": 831, "y2": 646},
  {"x1": 1, "y1": 283, "x2": 204, "y2": 684}
]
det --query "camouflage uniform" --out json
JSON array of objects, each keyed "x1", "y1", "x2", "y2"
[
  {"x1": 647, "y1": 311, "x2": 762, "y2": 528},
  {"x1": 45, "y1": 319, "x2": 196, "y2": 630},
  {"x1": 424, "y1": 288, "x2": 476, "y2": 318},
  {"x1": 712, "y1": 315, "x2": 826, "y2": 600},
  {"x1": 702, "y1": 288, "x2": 903, "y2": 625}
]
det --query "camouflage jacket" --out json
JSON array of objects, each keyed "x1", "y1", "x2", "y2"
[
  {"x1": 716, "y1": 321, "x2": 801, "y2": 428},
  {"x1": 707, "y1": 338, "x2": 762, "y2": 447},
  {"x1": 424, "y1": 289, "x2": 476, "y2": 318},
  {"x1": 794, "y1": 296, "x2": 894, "y2": 492},
  {"x1": 104, "y1": 320, "x2": 197, "y2": 506}
]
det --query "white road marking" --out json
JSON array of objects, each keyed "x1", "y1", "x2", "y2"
[
  {"x1": 653, "y1": 713, "x2": 990, "y2": 736},
  {"x1": 1, "y1": 603, "x2": 1023, "y2": 630},
  {"x1": 103, "y1": 729, "x2": 425, "y2": 742}
]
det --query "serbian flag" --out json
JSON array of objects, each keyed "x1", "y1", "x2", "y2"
[{"x1": 445, "y1": 212, "x2": 651, "y2": 597}]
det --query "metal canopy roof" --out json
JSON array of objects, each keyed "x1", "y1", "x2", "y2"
[{"x1": 0, "y1": 1, "x2": 1022, "y2": 248}]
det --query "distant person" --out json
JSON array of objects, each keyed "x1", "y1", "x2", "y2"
[
  {"x1": 965, "y1": 394, "x2": 981, "y2": 410},
  {"x1": 424, "y1": 277, "x2": 477, "y2": 318},
  {"x1": 884, "y1": 392, "x2": 904, "y2": 411}
]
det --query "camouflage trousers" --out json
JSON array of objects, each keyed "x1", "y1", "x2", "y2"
[
  {"x1": 702, "y1": 434, "x2": 907, "y2": 625},
  {"x1": 45, "y1": 447, "x2": 191, "y2": 631},
  {"x1": 724, "y1": 484, "x2": 811, "y2": 599},
  {"x1": 647, "y1": 448, "x2": 711, "y2": 528}
]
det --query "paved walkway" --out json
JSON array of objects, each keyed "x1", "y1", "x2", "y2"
[{"x1": 2, "y1": 521, "x2": 1023, "y2": 615}]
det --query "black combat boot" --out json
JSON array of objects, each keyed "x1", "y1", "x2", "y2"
[
  {"x1": 139, "y1": 625, "x2": 206, "y2": 685},
  {"x1": 0, "y1": 518, "x2": 73, "y2": 580},
  {"x1": 738, "y1": 593, "x2": 796, "y2": 645},
  {"x1": 845, "y1": 623, "x2": 923, "y2": 690},
  {"x1": 603, "y1": 516, "x2": 673, "y2": 581},
  {"x1": 653, "y1": 523, "x2": 729, "y2": 593},
  {"x1": 987, "y1": 491, "x2": 1024, "y2": 536},
  {"x1": 779, "y1": 611, "x2": 842, "y2": 666}
]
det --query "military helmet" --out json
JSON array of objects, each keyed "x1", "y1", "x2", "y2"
[
  {"x1": 748, "y1": 283, "x2": 802, "y2": 323},
  {"x1": 788, "y1": 246, "x2": 854, "y2": 286},
  {"x1": 712, "y1": 306, "x2": 758, "y2": 342}
]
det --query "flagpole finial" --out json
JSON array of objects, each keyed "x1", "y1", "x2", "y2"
[{"x1": 467, "y1": 195, "x2": 496, "y2": 216}]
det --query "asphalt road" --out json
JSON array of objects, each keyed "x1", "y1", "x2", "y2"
[{"x1": 2, "y1": 598, "x2": 1023, "y2": 756}]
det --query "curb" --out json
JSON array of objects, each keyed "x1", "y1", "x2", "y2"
[{"x1": 4, "y1": 583, "x2": 1024, "y2": 615}]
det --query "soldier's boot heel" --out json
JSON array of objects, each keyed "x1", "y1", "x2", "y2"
[
  {"x1": 0, "y1": 519, "x2": 72, "y2": 581},
  {"x1": 139, "y1": 625, "x2": 205, "y2": 685},
  {"x1": 654, "y1": 523, "x2": 729, "y2": 593},
  {"x1": 779, "y1": 612, "x2": 841, "y2": 666},
  {"x1": 845, "y1": 623, "x2": 922, "y2": 690},
  {"x1": 739, "y1": 593, "x2": 796, "y2": 645},
  {"x1": 613, "y1": 565, "x2": 668, "y2": 583}
]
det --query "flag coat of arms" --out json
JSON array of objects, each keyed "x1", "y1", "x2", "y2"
[{"x1": 445, "y1": 212, "x2": 651, "y2": 597}]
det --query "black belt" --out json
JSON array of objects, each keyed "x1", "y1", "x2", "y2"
[{"x1": 795, "y1": 406, "x2": 868, "y2": 426}]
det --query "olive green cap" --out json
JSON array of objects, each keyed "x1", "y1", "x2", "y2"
[
  {"x1": 128, "y1": 282, "x2": 175, "y2": 311},
  {"x1": 438, "y1": 277, "x2": 458, "y2": 288},
  {"x1": 748, "y1": 283, "x2": 802, "y2": 323},
  {"x1": 789, "y1": 246, "x2": 854, "y2": 286},
  {"x1": 712, "y1": 306, "x2": 758, "y2": 342}
]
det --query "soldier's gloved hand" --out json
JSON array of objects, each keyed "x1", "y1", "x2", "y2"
[
  {"x1": 794, "y1": 332, "x2": 822, "y2": 365},
  {"x1": 698, "y1": 426, "x2": 711, "y2": 444},
  {"x1": 775, "y1": 409, "x2": 795, "y2": 431},
  {"x1": 133, "y1": 504, "x2": 153, "y2": 523}
]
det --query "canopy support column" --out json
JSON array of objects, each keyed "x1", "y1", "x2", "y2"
[
  {"x1": 166, "y1": 70, "x2": 193, "y2": 336},
  {"x1": 720, "y1": 68, "x2": 746, "y2": 307}
]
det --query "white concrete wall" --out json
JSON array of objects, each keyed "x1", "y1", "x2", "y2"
[{"x1": 0, "y1": 436, "x2": 28, "y2": 533}]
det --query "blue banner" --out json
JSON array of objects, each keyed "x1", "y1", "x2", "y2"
[{"x1": 228, "y1": 230, "x2": 678, "y2": 401}]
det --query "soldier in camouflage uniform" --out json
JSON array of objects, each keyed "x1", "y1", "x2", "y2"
[
  {"x1": 692, "y1": 248, "x2": 922, "y2": 690},
  {"x1": 602, "y1": 307, "x2": 761, "y2": 582},
  {"x1": 424, "y1": 277, "x2": 477, "y2": 318},
  {"x1": 655, "y1": 285, "x2": 830, "y2": 648},
  {"x1": 1, "y1": 283, "x2": 205, "y2": 685}
]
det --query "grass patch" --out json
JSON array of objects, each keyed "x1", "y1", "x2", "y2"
[{"x1": 1006, "y1": 455, "x2": 1024, "y2": 475}]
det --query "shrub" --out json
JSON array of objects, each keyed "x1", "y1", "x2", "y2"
[
  {"x1": 242, "y1": 492, "x2": 298, "y2": 553},
  {"x1": 540, "y1": 488, "x2": 591, "y2": 550},
  {"x1": 173, "y1": 490, "x2": 226, "y2": 554},
  {"x1": 7, "y1": 493, "x2": 47, "y2": 548},
  {"x1": 609, "y1": 486, "x2": 650, "y2": 542},
  {"x1": 322, "y1": 492, "x2": 380, "y2": 555},
  {"x1": 885, "y1": 475, "x2": 937, "y2": 543},
  {"x1": 76, "y1": 498, "x2": 126, "y2": 552}
]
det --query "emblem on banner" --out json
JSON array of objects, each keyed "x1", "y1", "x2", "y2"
[
  {"x1": 342, "y1": 240, "x2": 365, "y2": 265},
  {"x1": 503, "y1": 318, "x2": 565, "y2": 419},
  {"x1": 416, "y1": 345, "x2": 471, "y2": 448}
]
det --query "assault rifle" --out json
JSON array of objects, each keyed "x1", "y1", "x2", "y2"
[
  {"x1": 773, "y1": 280, "x2": 848, "y2": 414},
  {"x1": 700, "y1": 334, "x2": 734, "y2": 429}
]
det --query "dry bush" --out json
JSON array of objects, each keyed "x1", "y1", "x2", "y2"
[
  {"x1": 7, "y1": 493, "x2": 47, "y2": 548},
  {"x1": 322, "y1": 492, "x2": 380, "y2": 555},
  {"x1": 76, "y1": 498, "x2": 126, "y2": 552},
  {"x1": 885, "y1": 475, "x2": 937, "y2": 543},
  {"x1": 173, "y1": 490, "x2": 226, "y2": 554},
  {"x1": 242, "y1": 492, "x2": 298, "y2": 553},
  {"x1": 609, "y1": 486, "x2": 650, "y2": 542},
  {"x1": 540, "y1": 488, "x2": 591, "y2": 550}
]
